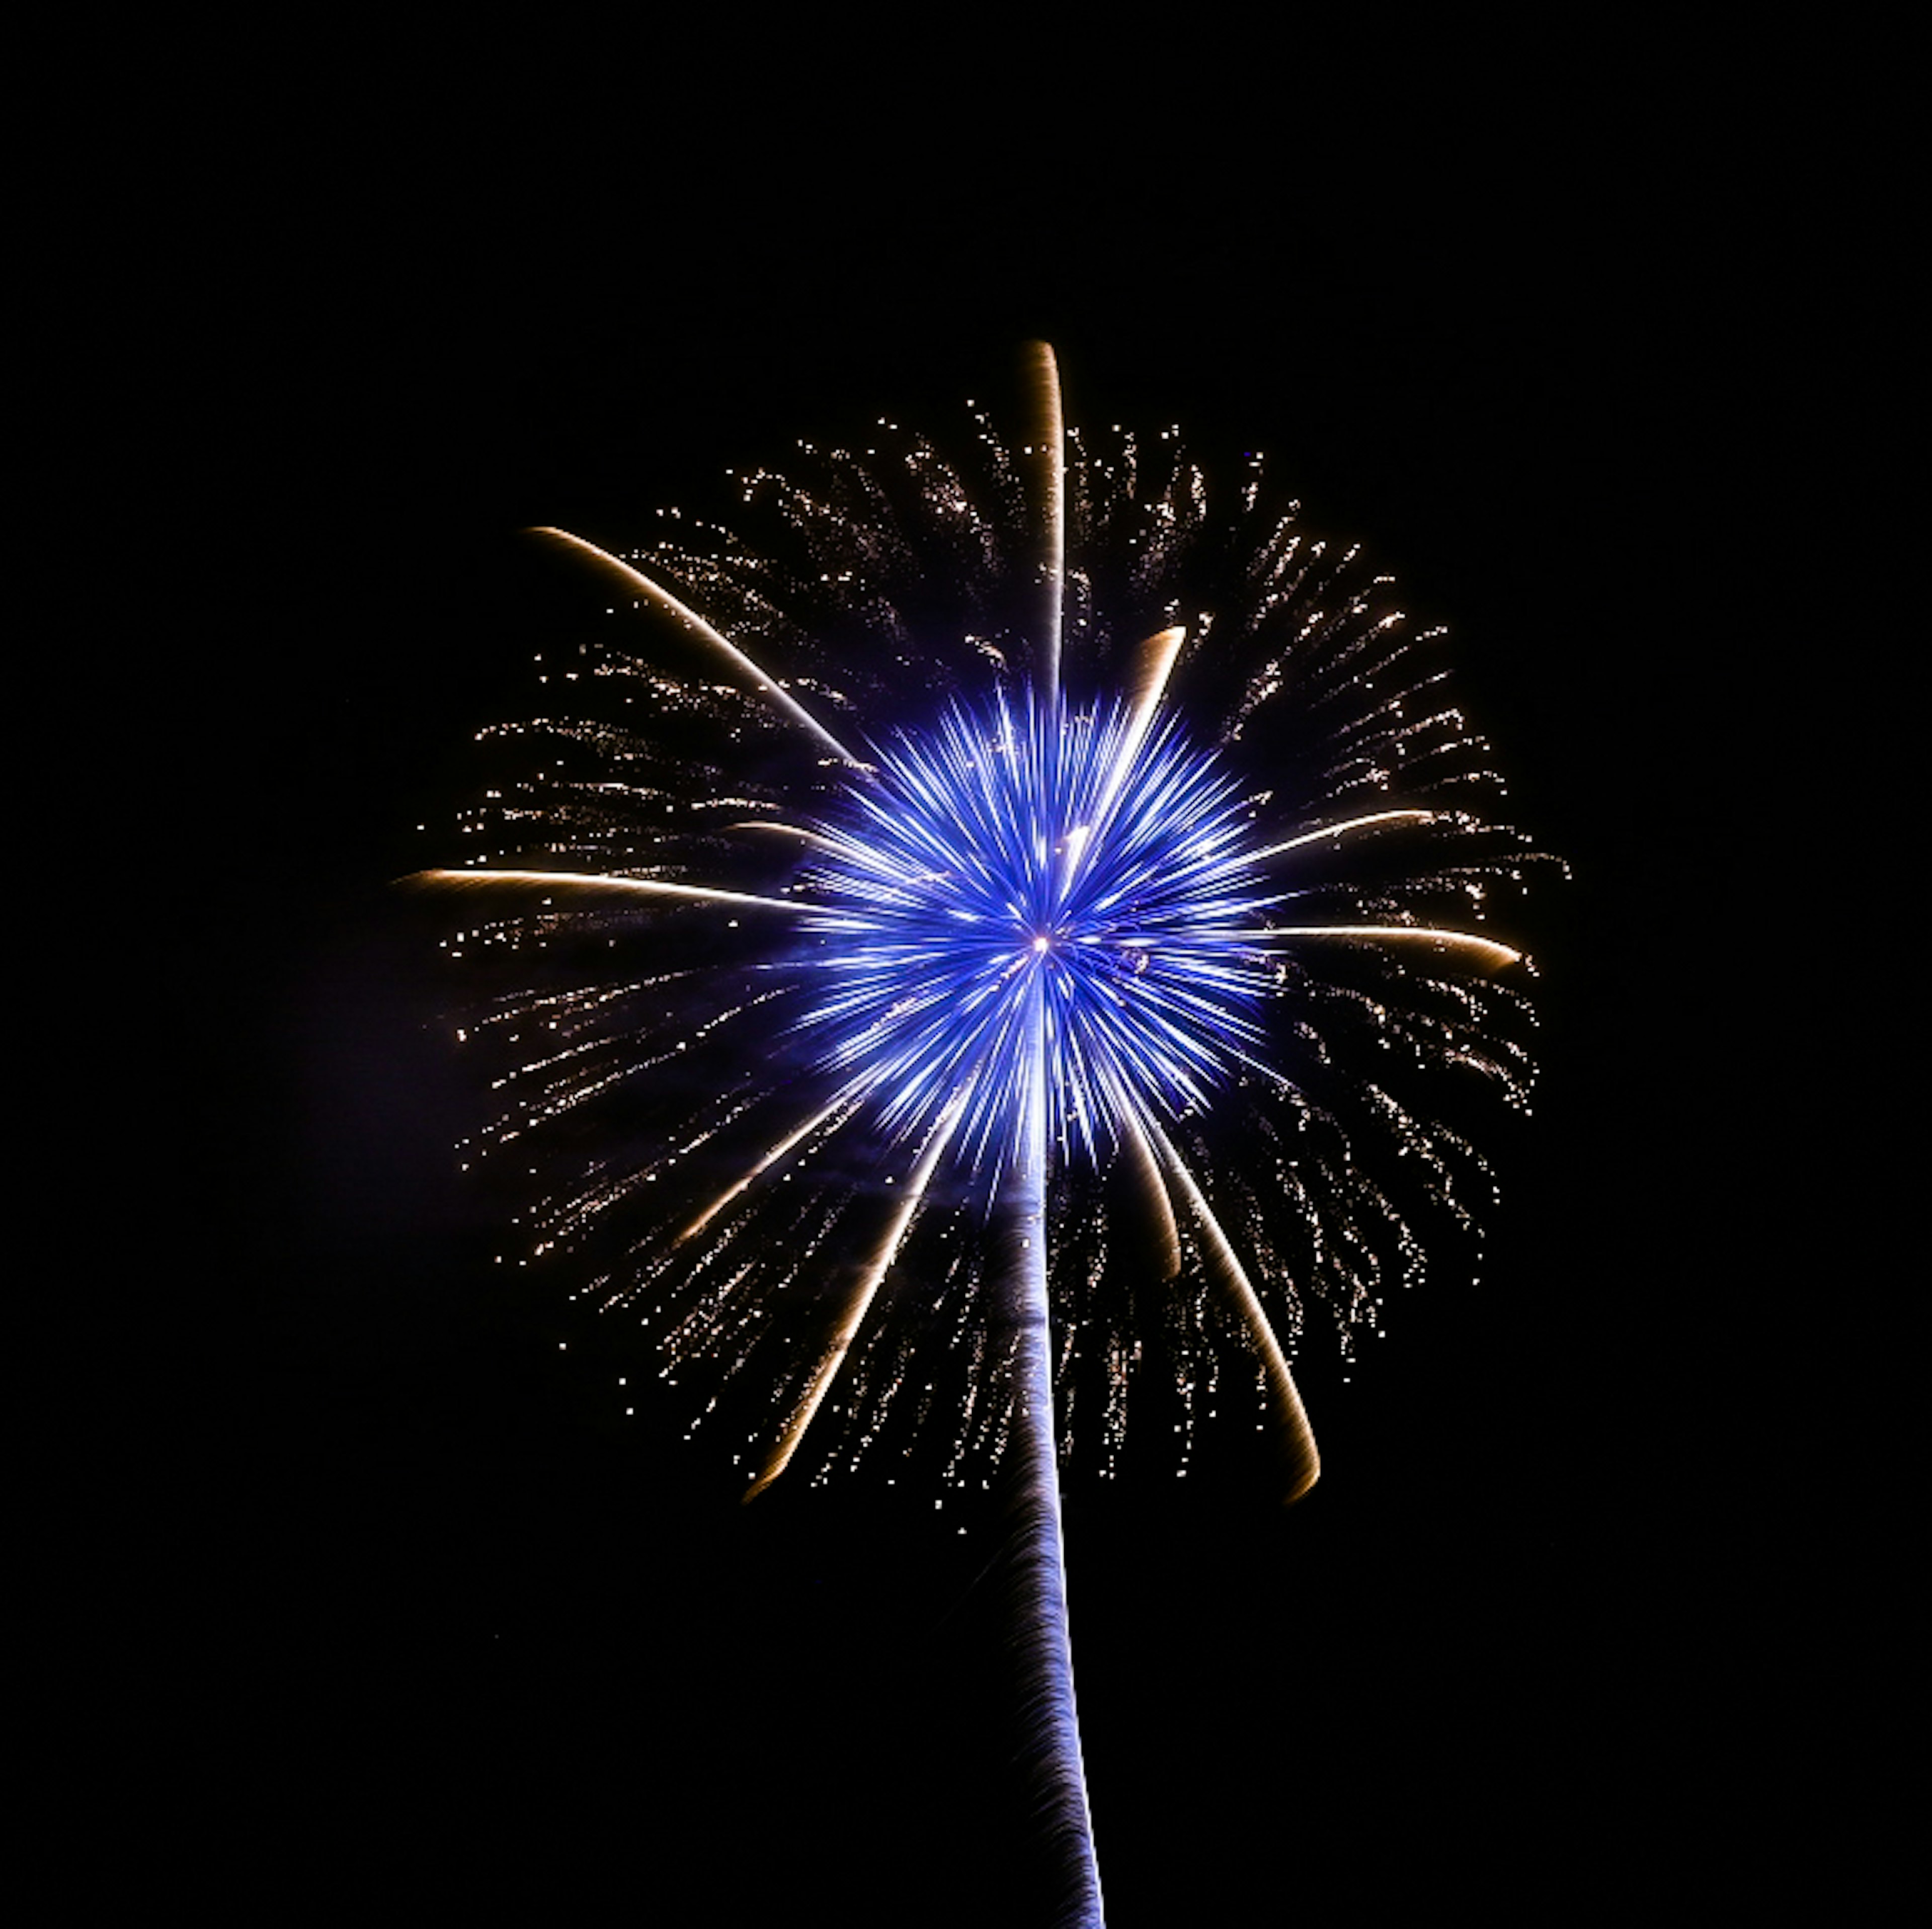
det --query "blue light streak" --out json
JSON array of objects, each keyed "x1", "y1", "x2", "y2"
[{"x1": 799, "y1": 687, "x2": 1274, "y2": 1186}]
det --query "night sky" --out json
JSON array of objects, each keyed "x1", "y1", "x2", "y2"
[{"x1": 107, "y1": 50, "x2": 1800, "y2": 1926}]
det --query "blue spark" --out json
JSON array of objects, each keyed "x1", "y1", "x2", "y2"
[{"x1": 800, "y1": 687, "x2": 1274, "y2": 1180}]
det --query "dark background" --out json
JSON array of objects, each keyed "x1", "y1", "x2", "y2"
[{"x1": 99, "y1": 37, "x2": 1811, "y2": 1926}]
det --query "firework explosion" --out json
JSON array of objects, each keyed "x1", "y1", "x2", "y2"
[{"x1": 407, "y1": 346, "x2": 1552, "y2": 1924}]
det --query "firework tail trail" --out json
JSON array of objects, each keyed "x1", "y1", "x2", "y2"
[{"x1": 1006, "y1": 965, "x2": 1106, "y2": 1929}]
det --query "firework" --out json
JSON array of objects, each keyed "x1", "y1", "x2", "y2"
[{"x1": 405, "y1": 346, "x2": 1551, "y2": 1924}]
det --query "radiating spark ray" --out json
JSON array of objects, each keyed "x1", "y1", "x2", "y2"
[
  {"x1": 1146, "y1": 1117, "x2": 1320, "y2": 1505},
  {"x1": 1105, "y1": 1073, "x2": 1174, "y2": 1282},
  {"x1": 673, "y1": 1089, "x2": 866, "y2": 1247},
  {"x1": 1252, "y1": 924, "x2": 1524, "y2": 972},
  {"x1": 728, "y1": 820, "x2": 846, "y2": 854},
  {"x1": 743, "y1": 1093, "x2": 965, "y2": 1501},
  {"x1": 1121, "y1": 624, "x2": 1188, "y2": 745},
  {"x1": 1251, "y1": 809, "x2": 1439, "y2": 861},
  {"x1": 1071, "y1": 627, "x2": 1188, "y2": 883},
  {"x1": 528, "y1": 525, "x2": 861, "y2": 765},
  {"x1": 398, "y1": 867, "x2": 803, "y2": 916},
  {"x1": 1026, "y1": 341, "x2": 1066, "y2": 702}
]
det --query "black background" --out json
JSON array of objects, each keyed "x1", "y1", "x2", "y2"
[{"x1": 93, "y1": 33, "x2": 1812, "y2": 1926}]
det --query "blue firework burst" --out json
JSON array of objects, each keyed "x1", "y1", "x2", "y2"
[
  {"x1": 411, "y1": 358, "x2": 1549, "y2": 1494},
  {"x1": 406, "y1": 346, "x2": 1556, "y2": 1927},
  {"x1": 800, "y1": 688, "x2": 1271, "y2": 1178}
]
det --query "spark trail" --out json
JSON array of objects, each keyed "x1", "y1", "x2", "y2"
[{"x1": 406, "y1": 344, "x2": 1555, "y2": 1925}]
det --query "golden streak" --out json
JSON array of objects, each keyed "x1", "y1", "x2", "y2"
[
  {"x1": 529, "y1": 525, "x2": 861, "y2": 765},
  {"x1": 1123, "y1": 625, "x2": 1188, "y2": 741},
  {"x1": 1116, "y1": 1094, "x2": 1182, "y2": 1282},
  {"x1": 1098, "y1": 626, "x2": 1187, "y2": 822},
  {"x1": 1146, "y1": 1117, "x2": 1320, "y2": 1505},
  {"x1": 1248, "y1": 924, "x2": 1524, "y2": 972},
  {"x1": 1251, "y1": 809, "x2": 1439, "y2": 862},
  {"x1": 1025, "y1": 341, "x2": 1066, "y2": 699},
  {"x1": 673, "y1": 1091, "x2": 862, "y2": 1247},
  {"x1": 397, "y1": 867, "x2": 801, "y2": 915},
  {"x1": 728, "y1": 820, "x2": 848, "y2": 855},
  {"x1": 1058, "y1": 626, "x2": 1188, "y2": 905},
  {"x1": 743, "y1": 1095, "x2": 965, "y2": 1501}
]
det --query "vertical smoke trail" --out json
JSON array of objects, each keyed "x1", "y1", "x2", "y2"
[{"x1": 1004, "y1": 968, "x2": 1106, "y2": 1928}]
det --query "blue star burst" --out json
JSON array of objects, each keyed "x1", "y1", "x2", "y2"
[
  {"x1": 802, "y1": 689, "x2": 1272, "y2": 1179},
  {"x1": 409, "y1": 346, "x2": 1557, "y2": 1512},
  {"x1": 406, "y1": 347, "x2": 1559, "y2": 1928}
]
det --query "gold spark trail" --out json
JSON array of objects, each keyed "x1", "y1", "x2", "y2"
[
  {"x1": 673, "y1": 1090, "x2": 868, "y2": 1247},
  {"x1": 529, "y1": 525, "x2": 861, "y2": 765},
  {"x1": 1251, "y1": 924, "x2": 1523, "y2": 972},
  {"x1": 1146, "y1": 1117, "x2": 1321, "y2": 1505},
  {"x1": 398, "y1": 867, "x2": 803, "y2": 915},
  {"x1": 1093, "y1": 626, "x2": 1189, "y2": 830},
  {"x1": 1026, "y1": 342, "x2": 1066, "y2": 701},
  {"x1": 1251, "y1": 808, "x2": 1440, "y2": 861},
  {"x1": 1098, "y1": 1067, "x2": 1182, "y2": 1281},
  {"x1": 742, "y1": 1093, "x2": 966, "y2": 1501}
]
